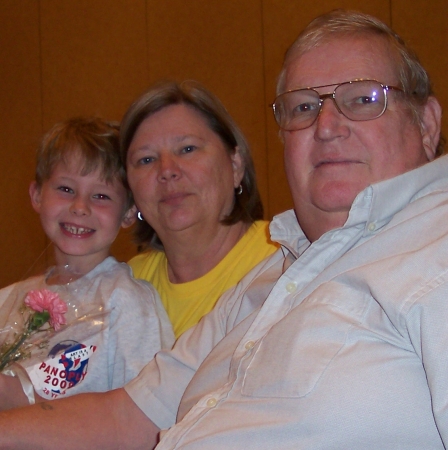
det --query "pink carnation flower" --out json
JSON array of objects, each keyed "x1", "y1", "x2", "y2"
[{"x1": 24, "y1": 289, "x2": 68, "y2": 331}]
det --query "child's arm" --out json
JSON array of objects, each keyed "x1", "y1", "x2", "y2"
[{"x1": 0, "y1": 279, "x2": 44, "y2": 410}]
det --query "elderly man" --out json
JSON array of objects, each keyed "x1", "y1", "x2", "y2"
[{"x1": 0, "y1": 9, "x2": 446, "y2": 449}]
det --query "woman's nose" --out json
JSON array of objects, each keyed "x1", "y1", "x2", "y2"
[
  {"x1": 158, "y1": 155, "x2": 181, "y2": 181},
  {"x1": 69, "y1": 195, "x2": 90, "y2": 216}
]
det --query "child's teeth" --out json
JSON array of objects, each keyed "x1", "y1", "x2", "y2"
[{"x1": 65, "y1": 225, "x2": 91, "y2": 234}]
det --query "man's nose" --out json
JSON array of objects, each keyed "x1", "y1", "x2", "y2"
[{"x1": 314, "y1": 96, "x2": 350, "y2": 141}]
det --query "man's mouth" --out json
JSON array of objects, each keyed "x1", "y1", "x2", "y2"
[{"x1": 315, "y1": 159, "x2": 360, "y2": 169}]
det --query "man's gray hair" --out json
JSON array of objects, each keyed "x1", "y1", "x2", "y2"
[{"x1": 276, "y1": 9, "x2": 444, "y2": 156}]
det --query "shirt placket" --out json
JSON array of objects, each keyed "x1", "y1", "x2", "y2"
[{"x1": 159, "y1": 220, "x2": 368, "y2": 449}]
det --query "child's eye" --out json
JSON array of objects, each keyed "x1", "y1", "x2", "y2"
[
  {"x1": 93, "y1": 193, "x2": 111, "y2": 200},
  {"x1": 57, "y1": 186, "x2": 74, "y2": 194}
]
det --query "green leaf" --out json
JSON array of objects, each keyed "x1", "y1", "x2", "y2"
[{"x1": 30, "y1": 311, "x2": 50, "y2": 330}]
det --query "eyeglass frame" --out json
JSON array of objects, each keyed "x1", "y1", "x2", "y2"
[{"x1": 271, "y1": 79, "x2": 404, "y2": 131}]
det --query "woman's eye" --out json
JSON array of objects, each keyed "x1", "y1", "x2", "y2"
[
  {"x1": 181, "y1": 145, "x2": 196, "y2": 154},
  {"x1": 138, "y1": 156, "x2": 156, "y2": 165}
]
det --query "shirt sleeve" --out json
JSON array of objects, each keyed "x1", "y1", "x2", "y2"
[
  {"x1": 106, "y1": 275, "x2": 175, "y2": 389},
  {"x1": 124, "y1": 250, "x2": 284, "y2": 430},
  {"x1": 404, "y1": 272, "x2": 448, "y2": 446},
  {"x1": 124, "y1": 296, "x2": 232, "y2": 429}
]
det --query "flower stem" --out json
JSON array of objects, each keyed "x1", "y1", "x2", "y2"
[{"x1": 0, "y1": 325, "x2": 32, "y2": 372}]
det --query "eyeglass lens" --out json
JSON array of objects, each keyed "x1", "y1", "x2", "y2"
[{"x1": 274, "y1": 80, "x2": 387, "y2": 131}]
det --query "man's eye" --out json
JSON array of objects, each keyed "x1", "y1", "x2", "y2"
[
  {"x1": 293, "y1": 102, "x2": 319, "y2": 114},
  {"x1": 353, "y1": 95, "x2": 379, "y2": 105}
]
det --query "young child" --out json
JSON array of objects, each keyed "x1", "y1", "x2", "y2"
[{"x1": 0, "y1": 117, "x2": 174, "y2": 408}]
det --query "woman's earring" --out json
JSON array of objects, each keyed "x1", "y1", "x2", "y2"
[
  {"x1": 235, "y1": 184, "x2": 243, "y2": 196},
  {"x1": 137, "y1": 211, "x2": 144, "y2": 221}
]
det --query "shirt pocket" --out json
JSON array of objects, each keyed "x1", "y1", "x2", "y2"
[{"x1": 241, "y1": 283, "x2": 367, "y2": 398}]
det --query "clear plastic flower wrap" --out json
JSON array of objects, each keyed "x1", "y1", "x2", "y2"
[{"x1": 0, "y1": 265, "x2": 110, "y2": 399}]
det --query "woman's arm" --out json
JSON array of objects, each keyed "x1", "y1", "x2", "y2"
[{"x1": 0, "y1": 387, "x2": 160, "y2": 449}]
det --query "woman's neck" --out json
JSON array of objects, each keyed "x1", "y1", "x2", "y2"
[{"x1": 163, "y1": 221, "x2": 250, "y2": 284}]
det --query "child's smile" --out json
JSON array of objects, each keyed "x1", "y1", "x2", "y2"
[{"x1": 29, "y1": 155, "x2": 135, "y2": 274}]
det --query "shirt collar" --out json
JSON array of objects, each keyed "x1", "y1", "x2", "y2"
[{"x1": 270, "y1": 155, "x2": 448, "y2": 256}]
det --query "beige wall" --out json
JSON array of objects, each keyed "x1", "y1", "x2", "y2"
[{"x1": 0, "y1": 0, "x2": 446, "y2": 287}]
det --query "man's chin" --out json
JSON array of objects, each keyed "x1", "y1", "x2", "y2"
[{"x1": 313, "y1": 182, "x2": 366, "y2": 212}]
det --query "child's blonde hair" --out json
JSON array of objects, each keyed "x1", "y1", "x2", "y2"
[{"x1": 35, "y1": 117, "x2": 133, "y2": 209}]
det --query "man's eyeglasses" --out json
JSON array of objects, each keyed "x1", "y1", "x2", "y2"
[{"x1": 272, "y1": 79, "x2": 403, "y2": 131}]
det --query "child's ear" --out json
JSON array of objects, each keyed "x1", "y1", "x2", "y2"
[
  {"x1": 121, "y1": 205, "x2": 137, "y2": 229},
  {"x1": 29, "y1": 181, "x2": 42, "y2": 213}
]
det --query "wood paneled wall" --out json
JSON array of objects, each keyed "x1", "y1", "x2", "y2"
[{"x1": 1, "y1": 0, "x2": 446, "y2": 287}]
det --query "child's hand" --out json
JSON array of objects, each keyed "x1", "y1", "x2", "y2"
[{"x1": 0, "y1": 373, "x2": 29, "y2": 411}]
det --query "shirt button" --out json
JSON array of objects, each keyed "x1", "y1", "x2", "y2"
[
  {"x1": 367, "y1": 222, "x2": 376, "y2": 232},
  {"x1": 286, "y1": 282, "x2": 297, "y2": 293},
  {"x1": 206, "y1": 398, "x2": 217, "y2": 408},
  {"x1": 245, "y1": 340, "x2": 255, "y2": 350}
]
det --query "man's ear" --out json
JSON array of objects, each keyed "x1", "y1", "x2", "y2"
[
  {"x1": 121, "y1": 204, "x2": 137, "y2": 229},
  {"x1": 231, "y1": 146, "x2": 245, "y2": 188},
  {"x1": 421, "y1": 96, "x2": 442, "y2": 161},
  {"x1": 29, "y1": 181, "x2": 42, "y2": 213}
]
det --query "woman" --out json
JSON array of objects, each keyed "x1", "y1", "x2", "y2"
[{"x1": 121, "y1": 80, "x2": 278, "y2": 338}]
